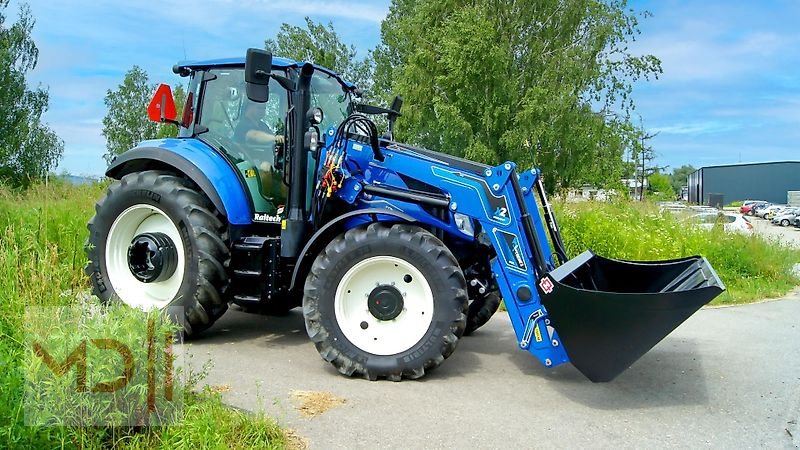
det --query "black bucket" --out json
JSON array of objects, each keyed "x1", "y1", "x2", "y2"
[{"x1": 539, "y1": 250, "x2": 725, "y2": 382}]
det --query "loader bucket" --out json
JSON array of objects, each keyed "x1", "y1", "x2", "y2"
[{"x1": 540, "y1": 250, "x2": 725, "y2": 382}]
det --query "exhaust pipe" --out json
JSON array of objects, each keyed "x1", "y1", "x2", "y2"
[{"x1": 281, "y1": 62, "x2": 315, "y2": 259}]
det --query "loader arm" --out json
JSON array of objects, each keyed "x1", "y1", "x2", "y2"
[
  {"x1": 323, "y1": 132, "x2": 725, "y2": 381},
  {"x1": 324, "y1": 138, "x2": 575, "y2": 370}
]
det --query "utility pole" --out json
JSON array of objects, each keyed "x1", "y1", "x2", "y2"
[
  {"x1": 636, "y1": 115, "x2": 661, "y2": 202},
  {"x1": 640, "y1": 118, "x2": 646, "y2": 201}
]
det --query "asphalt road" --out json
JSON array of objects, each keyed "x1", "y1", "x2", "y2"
[{"x1": 188, "y1": 293, "x2": 800, "y2": 449}]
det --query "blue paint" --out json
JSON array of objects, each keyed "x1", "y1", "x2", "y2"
[
  {"x1": 135, "y1": 138, "x2": 252, "y2": 225},
  {"x1": 318, "y1": 137, "x2": 572, "y2": 368}
]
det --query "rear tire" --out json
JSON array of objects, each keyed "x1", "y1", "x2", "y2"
[
  {"x1": 85, "y1": 171, "x2": 230, "y2": 336},
  {"x1": 303, "y1": 223, "x2": 467, "y2": 380},
  {"x1": 464, "y1": 292, "x2": 502, "y2": 336},
  {"x1": 781, "y1": 219, "x2": 790, "y2": 227}
]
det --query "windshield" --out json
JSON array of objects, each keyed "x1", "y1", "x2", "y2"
[
  {"x1": 309, "y1": 71, "x2": 351, "y2": 132},
  {"x1": 198, "y1": 68, "x2": 287, "y2": 142},
  {"x1": 196, "y1": 67, "x2": 352, "y2": 143}
]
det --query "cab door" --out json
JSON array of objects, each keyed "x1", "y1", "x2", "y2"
[{"x1": 196, "y1": 67, "x2": 289, "y2": 222}]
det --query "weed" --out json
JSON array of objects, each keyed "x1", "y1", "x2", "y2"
[{"x1": 0, "y1": 181, "x2": 287, "y2": 449}]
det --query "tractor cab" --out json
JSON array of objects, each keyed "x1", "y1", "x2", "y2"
[{"x1": 165, "y1": 57, "x2": 355, "y2": 225}]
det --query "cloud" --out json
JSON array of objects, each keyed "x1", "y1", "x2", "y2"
[
  {"x1": 21, "y1": 0, "x2": 389, "y2": 176},
  {"x1": 630, "y1": 1, "x2": 800, "y2": 85},
  {"x1": 627, "y1": 1, "x2": 800, "y2": 170},
  {"x1": 650, "y1": 121, "x2": 740, "y2": 135},
  {"x1": 635, "y1": 27, "x2": 796, "y2": 83}
]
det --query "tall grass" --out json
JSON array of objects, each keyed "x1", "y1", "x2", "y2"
[
  {"x1": 556, "y1": 200, "x2": 800, "y2": 304},
  {"x1": 0, "y1": 180, "x2": 286, "y2": 449}
]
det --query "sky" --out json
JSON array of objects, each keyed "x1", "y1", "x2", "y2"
[{"x1": 13, "y1": 0, "x2": 800, "y2": 176}]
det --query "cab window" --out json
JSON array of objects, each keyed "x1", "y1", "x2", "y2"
[{"x1": 198, "y1": 68, "x2": 289, "y2": 215}]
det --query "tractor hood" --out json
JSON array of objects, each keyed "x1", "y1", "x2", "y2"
[{"x1": 381, "y1": 140, "x2": 489, "y2": 175}]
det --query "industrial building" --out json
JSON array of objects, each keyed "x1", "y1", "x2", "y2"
[{"x1": 687, "y1": 161, "x2": 800, "y2": 206}]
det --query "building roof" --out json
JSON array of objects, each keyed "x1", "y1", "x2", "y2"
[
  {"x1": 692, "y1": 161, "x2": 800, "y2": 174},
  {"x1": 694, "y1": 160, "x2": 800, "y2": 172}
]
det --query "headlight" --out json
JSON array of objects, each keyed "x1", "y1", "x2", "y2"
[
  {"x1": 304, "y1": 127, "x2": 320, "y2": 153},
  {"x1": 307, "y1": 107, "x2": 324, "y2": 125},
  {"x1": 454, "y1": 213, "x2": 474, "y2": 237}
]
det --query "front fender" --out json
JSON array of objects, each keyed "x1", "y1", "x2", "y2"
[
  {"x1": 289, "y1": 208, "x2": 417, "y2": 291},
  {"x1": 106, "y1": 138, "x2": 252, "y2": 225}
]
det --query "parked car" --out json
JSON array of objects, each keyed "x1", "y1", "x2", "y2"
[
  {"x1": 740, "y1": 201, "x2": 768, "y2": 215},
  {"x1": 687, "y1": 212, "x2": 753, "y2": 234},
  {"x1": 771, "y1": 208, "x2": 800, "y2": 227},
  {"x1": 794, "y1": 215, "x2": 800, "y2": 228},
  {"x1": 751, "y1": 202, "x2": 772, "y2": 217},
  {"x1": 761, "y1": 204, "x2": 787, "y2": 220}
]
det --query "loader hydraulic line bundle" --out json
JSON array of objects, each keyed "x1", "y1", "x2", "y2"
[{"x1": 86, "y1": 49, "x2": 724, "y2": 383}]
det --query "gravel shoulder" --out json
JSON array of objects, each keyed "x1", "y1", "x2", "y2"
[{"x1": 749, "y1": 215, "x2": 800, "y2": 248}]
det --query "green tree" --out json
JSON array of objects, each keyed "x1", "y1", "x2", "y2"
[
  {"x1": 265, "y1": 17, "x2": 374, "y2": 97},
  {"x1": 0, "y1": 1, "x2": 63, "y2": 188},
  {"x1": 377, "y1": 0, "x2": 661, "y2": 192},
  {"x1": 647, "y1": 171, "x2": 674, "y2": 199},
  {"x1": 102, "y1": 66, "x2": 185, "y2": 164},
  {"x1": 669, "y1": 164, "x2": 695, "y2": 193}
]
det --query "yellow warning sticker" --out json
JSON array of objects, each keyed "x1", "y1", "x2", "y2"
[
  {"x1": 244, "y1": 169, "x2": 257, "y2": 178},
  {"x1": 281, "y1": 220, "x2": 287, "y2": 230},
  {"x1": 534, "y1": 325, "x2": 543, "y2": 343}
]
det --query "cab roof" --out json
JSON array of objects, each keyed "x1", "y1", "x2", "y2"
[{"x1": 173, "y1": 56, "x2": 355, "y2": 89}]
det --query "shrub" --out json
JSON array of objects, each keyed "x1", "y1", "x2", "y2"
[{"x1": 555, "y1": 200, "x2": 800, "y2": 304}]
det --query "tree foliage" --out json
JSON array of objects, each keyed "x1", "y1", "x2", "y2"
[
  {"x1": 669, "y1": 164, "x2": 695, "y2": 193},
  {"x1": 0, "y1": 1, "x2": 63, "y2": 188},
  {"x1": 376, "y1": 0, "x2": 661, "y2": 192},
  {"x1": 265, "y1": 17, "x2": 374, "y2": 98},
  {"x1": 102, "y1": 66, "x2": 184, "y2": 164},
  {"x1": 647, "y1": 171, "x2": 674, "y2": 199}
]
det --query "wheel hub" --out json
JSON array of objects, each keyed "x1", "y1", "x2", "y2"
[
  {"x1": 368, "y1": 285, "x2": 405, "y2": 321},
  {"x1": 127, "y1": 232, "x2": 178, "y2": 283}
]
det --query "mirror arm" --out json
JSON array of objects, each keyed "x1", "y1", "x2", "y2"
[
  {"x1": 271, "y1": 73, "x2": 296, "y2": 92},
  {"x1": 160, "y1": 118, "x2": 181, "y2": 128}
]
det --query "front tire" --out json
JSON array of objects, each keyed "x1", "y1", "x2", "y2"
[
  {"x1": 303, "y1": 223, "x2": 467, "y2": 380},
  {"x1": 85, "y1": 171, "x2": 230, "y2": 336}
]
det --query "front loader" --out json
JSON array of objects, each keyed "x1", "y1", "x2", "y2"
[{"x1": 86, "y1": 49, "x2": 724, "y2": 382}]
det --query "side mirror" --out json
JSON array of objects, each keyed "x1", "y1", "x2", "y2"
[
  {"x1": 147, "y1": 84, "x2": 177, "y2": 123},
  {"x1": 245, "y1": 48, "x2": 272, "y2": 103}
]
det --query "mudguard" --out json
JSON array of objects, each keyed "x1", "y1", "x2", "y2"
[
  {"x1": 289, "y1": 208, "x2": 416, "y2": 291},
  {"x1": 106, "y1": 138, "x2": 252, "y2": 225}
]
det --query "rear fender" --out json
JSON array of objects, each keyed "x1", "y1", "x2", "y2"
[{"x1": 106, "y1": 138, "x2": 252, "y2": 225}]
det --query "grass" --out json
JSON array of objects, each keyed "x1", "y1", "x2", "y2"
[
  {"x1": 0, "y1": 179, "x2": 287, "y2": 449},
  {"x1": 1, "y1": 180, "x2": 797, "y2": 447},
  {"x1": 555, "y1": 199, "x2": 800, "y2": 304}
]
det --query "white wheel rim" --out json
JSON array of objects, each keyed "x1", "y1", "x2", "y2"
[
  {"x1": 334, "y1": 256, "x2": 434, "y2": 356},
  {"x1": 105, "y1": 204, "x2": 185, "y2": 310}
]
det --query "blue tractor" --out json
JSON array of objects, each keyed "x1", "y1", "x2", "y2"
[{"x1": 86, "y1": 49, "x2": 724, "y2": 382}]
